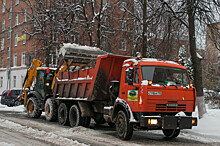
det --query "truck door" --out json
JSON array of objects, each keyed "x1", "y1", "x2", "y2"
[{"x1": 120, "y1": 67, "x2": 140, "y2": 111}]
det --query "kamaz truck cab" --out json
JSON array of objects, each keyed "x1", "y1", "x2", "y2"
[{"x1": 113, "y1": 57, "x2": 197, "y2": 139}]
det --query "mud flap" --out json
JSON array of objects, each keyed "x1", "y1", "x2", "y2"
[{"x1": 162, "y1": 116, "x2": 193, "y2": 129}]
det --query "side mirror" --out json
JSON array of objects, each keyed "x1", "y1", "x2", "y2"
[{"x1": 127, "y1": 67, "x2": 134, "y2": 85}]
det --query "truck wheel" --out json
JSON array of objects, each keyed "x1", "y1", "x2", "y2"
[
  {"x1": 26, "y1": 97, "x2": 42, "y2": 118},
  {"x1": 162, "y1": 129, "x2": 180, "y2": 138},
  {"x1": 45, "y1": 98, "x2": 58, "y2": 122},
  {"x1": 58, "y1": 103, "x2": 69, "y2": 125},
  {"x1": 69, "y1": 105, "x2": 82, "y2": 127},
  {"x1": 116, "y1": 111, "x2": 133, "y2": 140}
]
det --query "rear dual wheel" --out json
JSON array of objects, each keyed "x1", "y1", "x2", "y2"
[
  {"x1": 58, "y1": 103, "x2": 69, "y2": 125},
  {"x1": 69, "y1": 105, "x2": 91, "y2": 127}
]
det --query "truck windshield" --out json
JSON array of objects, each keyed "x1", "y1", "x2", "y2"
[{"x1": 141, "y1": 66, "x2": 190, "y2": 87}]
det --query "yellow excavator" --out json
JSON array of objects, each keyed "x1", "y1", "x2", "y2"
[{"x1": 17, "y1": 43, "x2": 106, "y2": 121}]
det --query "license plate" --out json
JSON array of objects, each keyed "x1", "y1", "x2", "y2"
[{"x1": 166, "y1": 104, "x2": 178, "y2": 107}]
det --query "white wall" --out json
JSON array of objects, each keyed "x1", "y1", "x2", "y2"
[{"x1": 0, "y1": 67, "x2": 27, "y2": 93}]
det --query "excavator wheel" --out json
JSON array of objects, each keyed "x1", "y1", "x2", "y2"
[
  {"x1": 45, "y1": 98, "x2": 58, "y2": 122},
  {"x1": 58, "y1": 103, "x2": 69, "y2": 125},
  {"x1": 26, "y1": 97, "x2": 42, "y2": 118}
]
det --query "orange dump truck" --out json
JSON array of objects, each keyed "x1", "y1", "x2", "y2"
[{"x1": 52, "y1": 54, "x2": 197, "y2": 140}]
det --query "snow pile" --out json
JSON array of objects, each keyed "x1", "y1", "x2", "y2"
[
  {"x1": 0, "y1": 104, "x2": 24, "y2": 112},
  {"x1": 0, "y1": 119, "x2": 87, "y2": 146},
  {"x1": 0, "y1": 142, "x2": 14, "y2": 146}
]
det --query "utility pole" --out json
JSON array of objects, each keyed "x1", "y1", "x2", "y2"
[{"x1": 7, "y1": 0, "x2": 13, "y2": 90}]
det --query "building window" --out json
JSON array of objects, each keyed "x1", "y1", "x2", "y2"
[
  {"x1": 23, "y1": 31, "x2": 26, "y2": 44},
  {"x1": 1, "y1": 38, "x2": 4, "y2": 50},
  {"x1": 8, "y1": 27, "x2": 11, "y2": 39},
  {"x1": 21, "y1": 75, "x2": 24, "y2": 87},
  {"x1": 15, "y1": 13, "x2": 19, "y2": 25},
  {"x1": 23, "y1": 9, "x2": 27, "y2": 22},
  {"x1": 102, "y1": 38, "x2": 108, "y2": 49},
  {"x1": 16, "y1": 0, "x2": 19, "y2": 5},
  {"x1": 120, "y1": 39, "x2": 126, "y2": 51},
  {"x1": 120, "y1": 19, "x2": 127, "y2": 30},
  {"x1": 103, "y1": 0, "x2": 109, "y2": 6},
  {"x1": 2, "y1": 0, "x2": 6, "y2": 13},
  {"x1": 0, "y1": 77, "x2": 3, "y2": 87},
  {"x1": 0, "y1": 57, "x2": 3, "y2": 68},
  {"x1": 120, "y1": 0, "x2": 127, "y2": 11},
  {"x1": 15, "y1": 33, "x2": 18, "y2": 46},
  {"x1": 21, "y1": 52, "x2": 25, "y2": 66},
  {"x1": 104, "y1": 16, "x2": 109, "y2": 26},
  {"x1": 13, "y1": 76, "x2": 16, "y2": 88},
  {"x1": 14, "y1": 54, "x2": 17, "y2": 67},
  {"x1": 2, "y1": 19, "x2": 5, "y2": 31},
  {"x1": 9, "y1": 8, "x2": 12, "y2": 19},
  {"x1": 7, "y1": 47, "x2": 10, "y2": 58}
]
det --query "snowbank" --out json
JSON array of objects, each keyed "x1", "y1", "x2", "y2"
[
  {"x1": 0, "y1": 104, "x2": 24, "y2": 112},
  {"x1": 0, "y1": 119, "x2": 87, "y2": 146}
]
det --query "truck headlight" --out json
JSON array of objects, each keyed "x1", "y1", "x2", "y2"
[{"x1": 148, "y1": 119, "x2": 158, "y2": 125}]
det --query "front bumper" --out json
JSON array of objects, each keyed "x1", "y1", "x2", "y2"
[{"x1": 139, "y1": 116, "x2": 197, "y2": 130}]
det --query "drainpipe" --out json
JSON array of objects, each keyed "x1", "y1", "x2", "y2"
[{"x1": 7, "y1": 0, "x2": 13, "y2": 90}]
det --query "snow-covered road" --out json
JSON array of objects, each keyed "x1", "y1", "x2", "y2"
[{"x1": 0, "y1": 104, "x2": 219, "y2": 145}]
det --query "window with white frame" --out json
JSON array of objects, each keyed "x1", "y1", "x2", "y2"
[
  {"x1": 120, "y1": 39, "x2": 126, "y2": 51},
  {"x1": 120, "y1": 0, "x2": 127, "y2": 11},
  {"x1": 9, "y1": 8, "x2": 12, "y2": 19},
  {"x1": 104, "y1": 16, "x2": 109, "y2": 26},
  {"x1": 13, "y1": 76, "x2": 16, "y2": 87},
  {"x1": 120, "y1": 19, "x2": 127, "y2": 30},
  {"x1": 23, "y1": 31, "x2": 26, "y2": 44},
  {"x1": 23, "y1": 9, "x2": 27, "y2": 22},
  {"x1": 15, "y1": 13, "x2": 18, "y2": 25},
  {"x1": 102, "y1": 38, "x2": 108, "y2": 49},
  {"x1": 1, "y1": 38, "x2": 4, "y2": 50},
  {"x1": 8, "y1": 27, "x2": 11, "y2": 39},
  {"x1": 2, "y1": 0, "x2": 6, "y2": 13},
  {"x1": 15, "y1": 33, "x2": 18, "y2": 46},
  {"x1": 2, "y1": 19, "x2": 5, "y2": 31},
  {"x1": 14, "y1": 54, "x2": 17, "y2": 67},
  {"x1": 0, "y1": 77, "x2": 3, "y2": 87},
  {"x1": 16, "y1": 0, "x2": 19, "y2": 5},
  {"x1": 21, "y1": 75, "x2": 24, "y2": 87},
  {"x1": 21, "y1": 52, "x2": 25, "y2": 66}
]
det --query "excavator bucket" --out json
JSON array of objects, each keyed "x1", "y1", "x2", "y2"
[{"x1": 59, "y1": 43, "x2": 108, "y2": 64}]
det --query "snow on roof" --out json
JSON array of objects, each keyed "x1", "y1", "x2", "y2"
[
  {"x1": 37, "y1": 67, "x2": 57, "y2": 70},
  {"x1": 124, "y1": 58, "x2": 180, "y2": 66},
  {"x1": 61, "y1": 43, "x2": 102, "y2": 52}
]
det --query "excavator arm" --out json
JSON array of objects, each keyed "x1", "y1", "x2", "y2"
[{"x1": 17, "y1": 59, "x2": 42, "y2": 106}]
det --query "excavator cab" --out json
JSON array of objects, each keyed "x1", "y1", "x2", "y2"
[{"x1": 35, "y1": 68, "x2": 56, "y2": 98}]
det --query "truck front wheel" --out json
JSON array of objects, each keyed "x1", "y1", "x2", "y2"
[
  {"x1": 26, "y1": 97, "x2": 42, "y2": 118},
  {"x1": 116, "y1": 111, "x2": 133, "y2": 140},
  {"x1": 162, "y1": 129, "x2": 180, "y2": 138},
  {"x1": 58, "y1": 103, "x2": 69, "y2": 125},
  {"x1": 45, "y1": 98, "x2": 58, "y2": 122}
]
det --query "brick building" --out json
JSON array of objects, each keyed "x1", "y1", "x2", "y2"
[
  {"x1": 203, "y1": 22, "x2": 220, "y2": 90},
  {"x1": 0, "y1": 0, "x2": 36, "y2": 93}
]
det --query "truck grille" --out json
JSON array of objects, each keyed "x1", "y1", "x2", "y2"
[{"x1": 156, "y1": 104, "x2": 186, "y2": 111}]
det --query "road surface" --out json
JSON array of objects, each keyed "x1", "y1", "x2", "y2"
[{"x1": 0, "y1": 110, "x2": 219, "y2": 146}]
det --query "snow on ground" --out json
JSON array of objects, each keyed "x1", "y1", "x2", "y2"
[
  {"x1": 0, "y1": 104, "x2": 24, "y2": 112},
  {"x1": 0, "y1": 118, "x2": 87, "y2": 146},
  {"x1": 0, "y1": 103, "x2": 220, "y2": 143},
  {"x1": 0, "y1": 142, "x2": 14, "y2": 146}
]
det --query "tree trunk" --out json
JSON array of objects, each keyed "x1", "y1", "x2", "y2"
[
  {"x1": 142, "y1": 0, "x2": 147, "y2": 57},
  {"x1": 187, "y1": 0, "x2": 206, "y2": 118}
]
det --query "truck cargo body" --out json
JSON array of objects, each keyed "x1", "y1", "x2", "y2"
[{"x1": 53, "y1": 54, "x2": 197, "y2": 140}]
